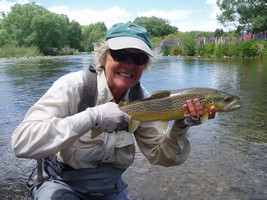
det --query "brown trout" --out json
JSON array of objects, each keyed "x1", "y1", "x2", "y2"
[{"x1": 92, "y1": 88, "x2": 240, "y2": 138}]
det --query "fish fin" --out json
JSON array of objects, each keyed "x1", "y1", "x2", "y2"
[
  {"x1": 200, "y1": 111, "x2": 209, "y2": 124},
  {"x1": 155, "y1": 121, "x2": 169, "y2": 135},
  {"x1": 118, "y1": 101, "x2": 127, "y2": 107},
  {"x1": 150, "y1": 90, "x2": 171, "y2": 98},
  {"x1": 128, "y1": 119, "x2": 141, "y2": 133},
  {"x1": 91, "y1": 128, "x2": 103, "y2": 139}
]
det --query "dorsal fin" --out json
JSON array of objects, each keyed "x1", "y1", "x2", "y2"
[{"x1": 150, "y1": 90, "x2": 171, "y2": 98}]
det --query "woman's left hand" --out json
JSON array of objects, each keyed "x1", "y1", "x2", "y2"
[{"x1": 175, "y1": 98, "x2": 216, "y2": 128}]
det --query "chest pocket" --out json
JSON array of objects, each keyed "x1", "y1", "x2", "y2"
[{"x1": 65, "y1": 131, "x2": 135, "y2": 169}]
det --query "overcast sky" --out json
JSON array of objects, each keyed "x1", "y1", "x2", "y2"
[{"x1": 0, "y1": 0, "x2": 227, "y2": 32}]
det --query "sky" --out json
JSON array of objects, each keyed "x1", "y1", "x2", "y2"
[{"x1": 0, "y1": 0, "x2": 226, "y2": 32}]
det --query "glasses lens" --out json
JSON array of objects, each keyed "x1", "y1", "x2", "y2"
[
  {"x1": 109, "y1": 49, "x2": 129, "y2": 62},
  {"x1": 132, "y1": 53, "x2": 149, "y2": 65},
  {"x1": 109, "y1": 49, "x2": 149, "y2": 65}
]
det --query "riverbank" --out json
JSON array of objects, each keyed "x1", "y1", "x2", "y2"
[
  {"x1": 1, "y1": 42, "x2": 266, "y2": 59},
  {"x1": 0, "y1": 46, "x2": 82, "y2": 58},
  {"x1": 0, "y1": 45, "x2": 42, "y2": 58}
]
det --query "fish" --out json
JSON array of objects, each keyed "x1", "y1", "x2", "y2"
[{"x1": 91, "y1": 87, "x2": 241, "y2": 138}]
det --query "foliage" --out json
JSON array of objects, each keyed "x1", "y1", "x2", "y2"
[
  {"x1": 150, "y1": 36, "x2": 163, "y2": 49},
  {"x1": 238, "y1": 39, "x2": 258, "y2": 57},
  {"x1": 0, "y1": 19, "x2": 4, "y2": 46},
  {"x1": 0, "y1": 45, "x2": 42, "y2": 58},
  {"x1": 0, "y1": 2, "x2": 266, "y2": 58},
  {"x1": 1, "y1": 2, "x2": 82, "y2": 55},
  {"x1": 161, "y1": 30, "x2": 266, "y2": 58},
  {"x1": 2, "y1": 3, "x2": 49, "y2": 47},
  {"x1": 134, "y1": 16, "x2": 178, "y2": 37},
  {"x1": 46, "y1": 47, "x2": 80, "y2": 56},
  {"x1": 172, "y1": 45, "x2": 183, "y2": 56},
  {"x1": 160, "y1": 45, "x2": 172, "y2": 56},
  {"x1": 217, "y1": 0, "x2": 267, "y2": 33},
  {"x1": 31, "y1": 13, "x2": 69, "y2": 54},
  {"x1": 68, "y1": 20, "x2": 82, "y2": 50},
  {"x1": 214, "y1": 28, "x2": 224, "y2": 37},
  {"x1": 81, "y1": 22, "x2": 107, "y2": 52},
  {"x1": 181, "y1": 34, "x2": 196, "y2": 56}
]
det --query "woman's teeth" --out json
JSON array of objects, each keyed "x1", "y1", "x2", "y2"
[{"x1": 118, "y1": 72, "x2": 133, "y2": 78}]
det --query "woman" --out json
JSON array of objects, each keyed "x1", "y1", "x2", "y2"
[{"x1": 12, "y1": 22, "x2": 216, "y2": 200}]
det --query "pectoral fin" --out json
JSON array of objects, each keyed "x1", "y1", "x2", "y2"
[
  {"x1": 155, "y1": 121, "x2": 169, "y2": 135},
  {"x1": 200, "y1": 110, "x2": 210, "y2": 124},
  {"x1": 128, "y1": 119, "x2": 141, "y2": 133}
]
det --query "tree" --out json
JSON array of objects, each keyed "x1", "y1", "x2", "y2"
[
  {"x1": 2, "y1": 3, "x2": 49, "y2": 46},
  {"x1": 68, "y1": 20, "x2": 82, "y2": 50},
  {"x1": 0, "y1": 19, "x2": 5, "y2": 46},
  {"x1": 217, "y1": 0, "x2": 267, "y2": 33},
  {"x1": 214, "y1": 28, "x2": 224, "y2": 37},
  {"x1": 182, "y1": 34, "x2": 196, "y2": 56},
  {"x1": 2, "y1": 2, "x2": 81, "y2": 54},
  {"x1": 81, "y1": 22, "x2": 107, "y2": 52},
  {"x1": 31, "y1": 13, "x2": 69, "y2": 54},
  {"x1": 133, "y1": 16, "x2": 178, "y2": 38}
]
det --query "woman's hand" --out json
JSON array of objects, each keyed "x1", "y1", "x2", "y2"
[
  {"x1": 175, "y1": 98, "x2": 216, "y2": 128},
  {"x1": 87, "y1": 102, "x2": 130, "y2": 132}
]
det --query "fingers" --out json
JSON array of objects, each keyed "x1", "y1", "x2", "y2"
[
  {"x1": 183, "y1": 99, "x2": 217, "y2": 119},
  {"x1": 208, "y1": 106, "x2": 216, "y2": 119},
  {"x1": 193, "y1": 99, "x2": 204, "y2": 116},
  {"x1": 183, "y1": 98, "x2": 203, "y2": 118}
]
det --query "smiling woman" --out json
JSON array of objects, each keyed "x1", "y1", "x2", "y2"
[
  {"x1": 95, "y1": 23, "x2": 153, "y2": 102},
  {"x1": 11, "y1": 22, "x2": 218, "y2": 200}
]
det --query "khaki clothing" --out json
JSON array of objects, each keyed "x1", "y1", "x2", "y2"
[{"x1": 12, "y1": 70, "x2": 190, "y2": 169}]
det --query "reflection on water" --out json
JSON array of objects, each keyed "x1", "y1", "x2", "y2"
[{"x1": 0, "y1": 56, "x2": 266, "y2": 199}]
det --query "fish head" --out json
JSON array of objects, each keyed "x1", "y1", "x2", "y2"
[{"x1": 205, "y1": 90, "x2": 241, "y2": 112}]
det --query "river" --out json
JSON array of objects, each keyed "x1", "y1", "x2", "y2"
[{"x1": 0, "y1": 55, "x2": 266, "y2": 199}]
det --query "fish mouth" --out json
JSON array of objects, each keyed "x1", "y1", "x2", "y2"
[{"x1": 223, "y1": 98, "x2": 241, "y2": 111}]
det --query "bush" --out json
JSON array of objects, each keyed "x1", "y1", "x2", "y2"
[
  {"x1": 172, "y1": 45, "x2": 182, "y2": 56},
  {"x1": 160, "y1": 45, "x2": 172, "y2": 56}
]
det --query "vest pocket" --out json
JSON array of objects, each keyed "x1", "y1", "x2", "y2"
[{"x1": 114, "y1": 131, "x2": 135, "y2": 167}]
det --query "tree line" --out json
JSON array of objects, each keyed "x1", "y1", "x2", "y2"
[
  {"x1": 0, "y1": 1, "x2": 266, "y2": 58},
  {"x1": 0, "y1": 2, "x2": 177, "y2": 56}
]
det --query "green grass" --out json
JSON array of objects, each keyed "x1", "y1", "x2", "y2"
[{"x1": 0, "y1": 45, "x2": 42, "y2": 58}]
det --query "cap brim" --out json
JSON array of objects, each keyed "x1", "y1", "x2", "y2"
[{"x1": 107, "y1": 37, "x2": 154, "y2": 57}]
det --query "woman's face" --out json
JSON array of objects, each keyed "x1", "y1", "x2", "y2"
[{"x1": 104, "y1": 49, "x2": 147, "y2": 96}]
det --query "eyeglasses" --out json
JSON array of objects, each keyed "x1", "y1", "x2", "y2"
[{"x1": 109, "y1": 49, "x2": 149, "y2": 65}]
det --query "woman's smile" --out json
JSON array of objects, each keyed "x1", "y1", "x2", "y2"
[{"x1": 117, "y1": 71, "x2": 134, "y2": 79}]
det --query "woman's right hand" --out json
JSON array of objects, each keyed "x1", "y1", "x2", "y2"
[{"x1": 87, "y1": 102, "x2": 130, "y2": 132}]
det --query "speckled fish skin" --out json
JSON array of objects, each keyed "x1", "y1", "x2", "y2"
[{"x1": 120, "y1": 88, "x2": 240, "y2": 122}]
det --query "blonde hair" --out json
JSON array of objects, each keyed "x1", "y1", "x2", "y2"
[{"x1": 92, "y1": 41, "x2": 151, "y2": 71}]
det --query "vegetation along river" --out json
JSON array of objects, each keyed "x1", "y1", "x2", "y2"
[{"x1": 0, "y1": 55, "x2": 266, "y2": 199}]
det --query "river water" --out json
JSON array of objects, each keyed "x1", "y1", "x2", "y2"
[{"x1": 0, "y1": 55, "x2": 266, "y2": 199}]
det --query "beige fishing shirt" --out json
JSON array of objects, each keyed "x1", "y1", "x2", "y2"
[{"x1": 12, "y1": 70, "x2": 190, "y2": 169}]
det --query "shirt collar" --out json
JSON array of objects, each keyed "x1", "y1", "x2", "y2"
[{"x1": 97, "y1": 70, "x2": 130, "y2": 103}]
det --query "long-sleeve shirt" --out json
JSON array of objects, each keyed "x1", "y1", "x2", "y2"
[{"x1": 12, "y1": 69, "x2": 190, "y2": 169}]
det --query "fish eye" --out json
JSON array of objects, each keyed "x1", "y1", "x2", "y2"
[{"x1": 224, "y1": 96, "x2": 233, "y2": 102}]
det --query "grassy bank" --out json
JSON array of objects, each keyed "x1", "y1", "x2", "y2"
[
  {"x1": 160, "y1": 38, "x2": 267, "y2": 58},
  {"x1": 0, "y1": 45, "x2": 42, "y2": 58}
]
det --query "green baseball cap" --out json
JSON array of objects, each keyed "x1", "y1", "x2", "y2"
[{"x1": 105, "y1": 22, "x2": 154, "y2": 57}]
